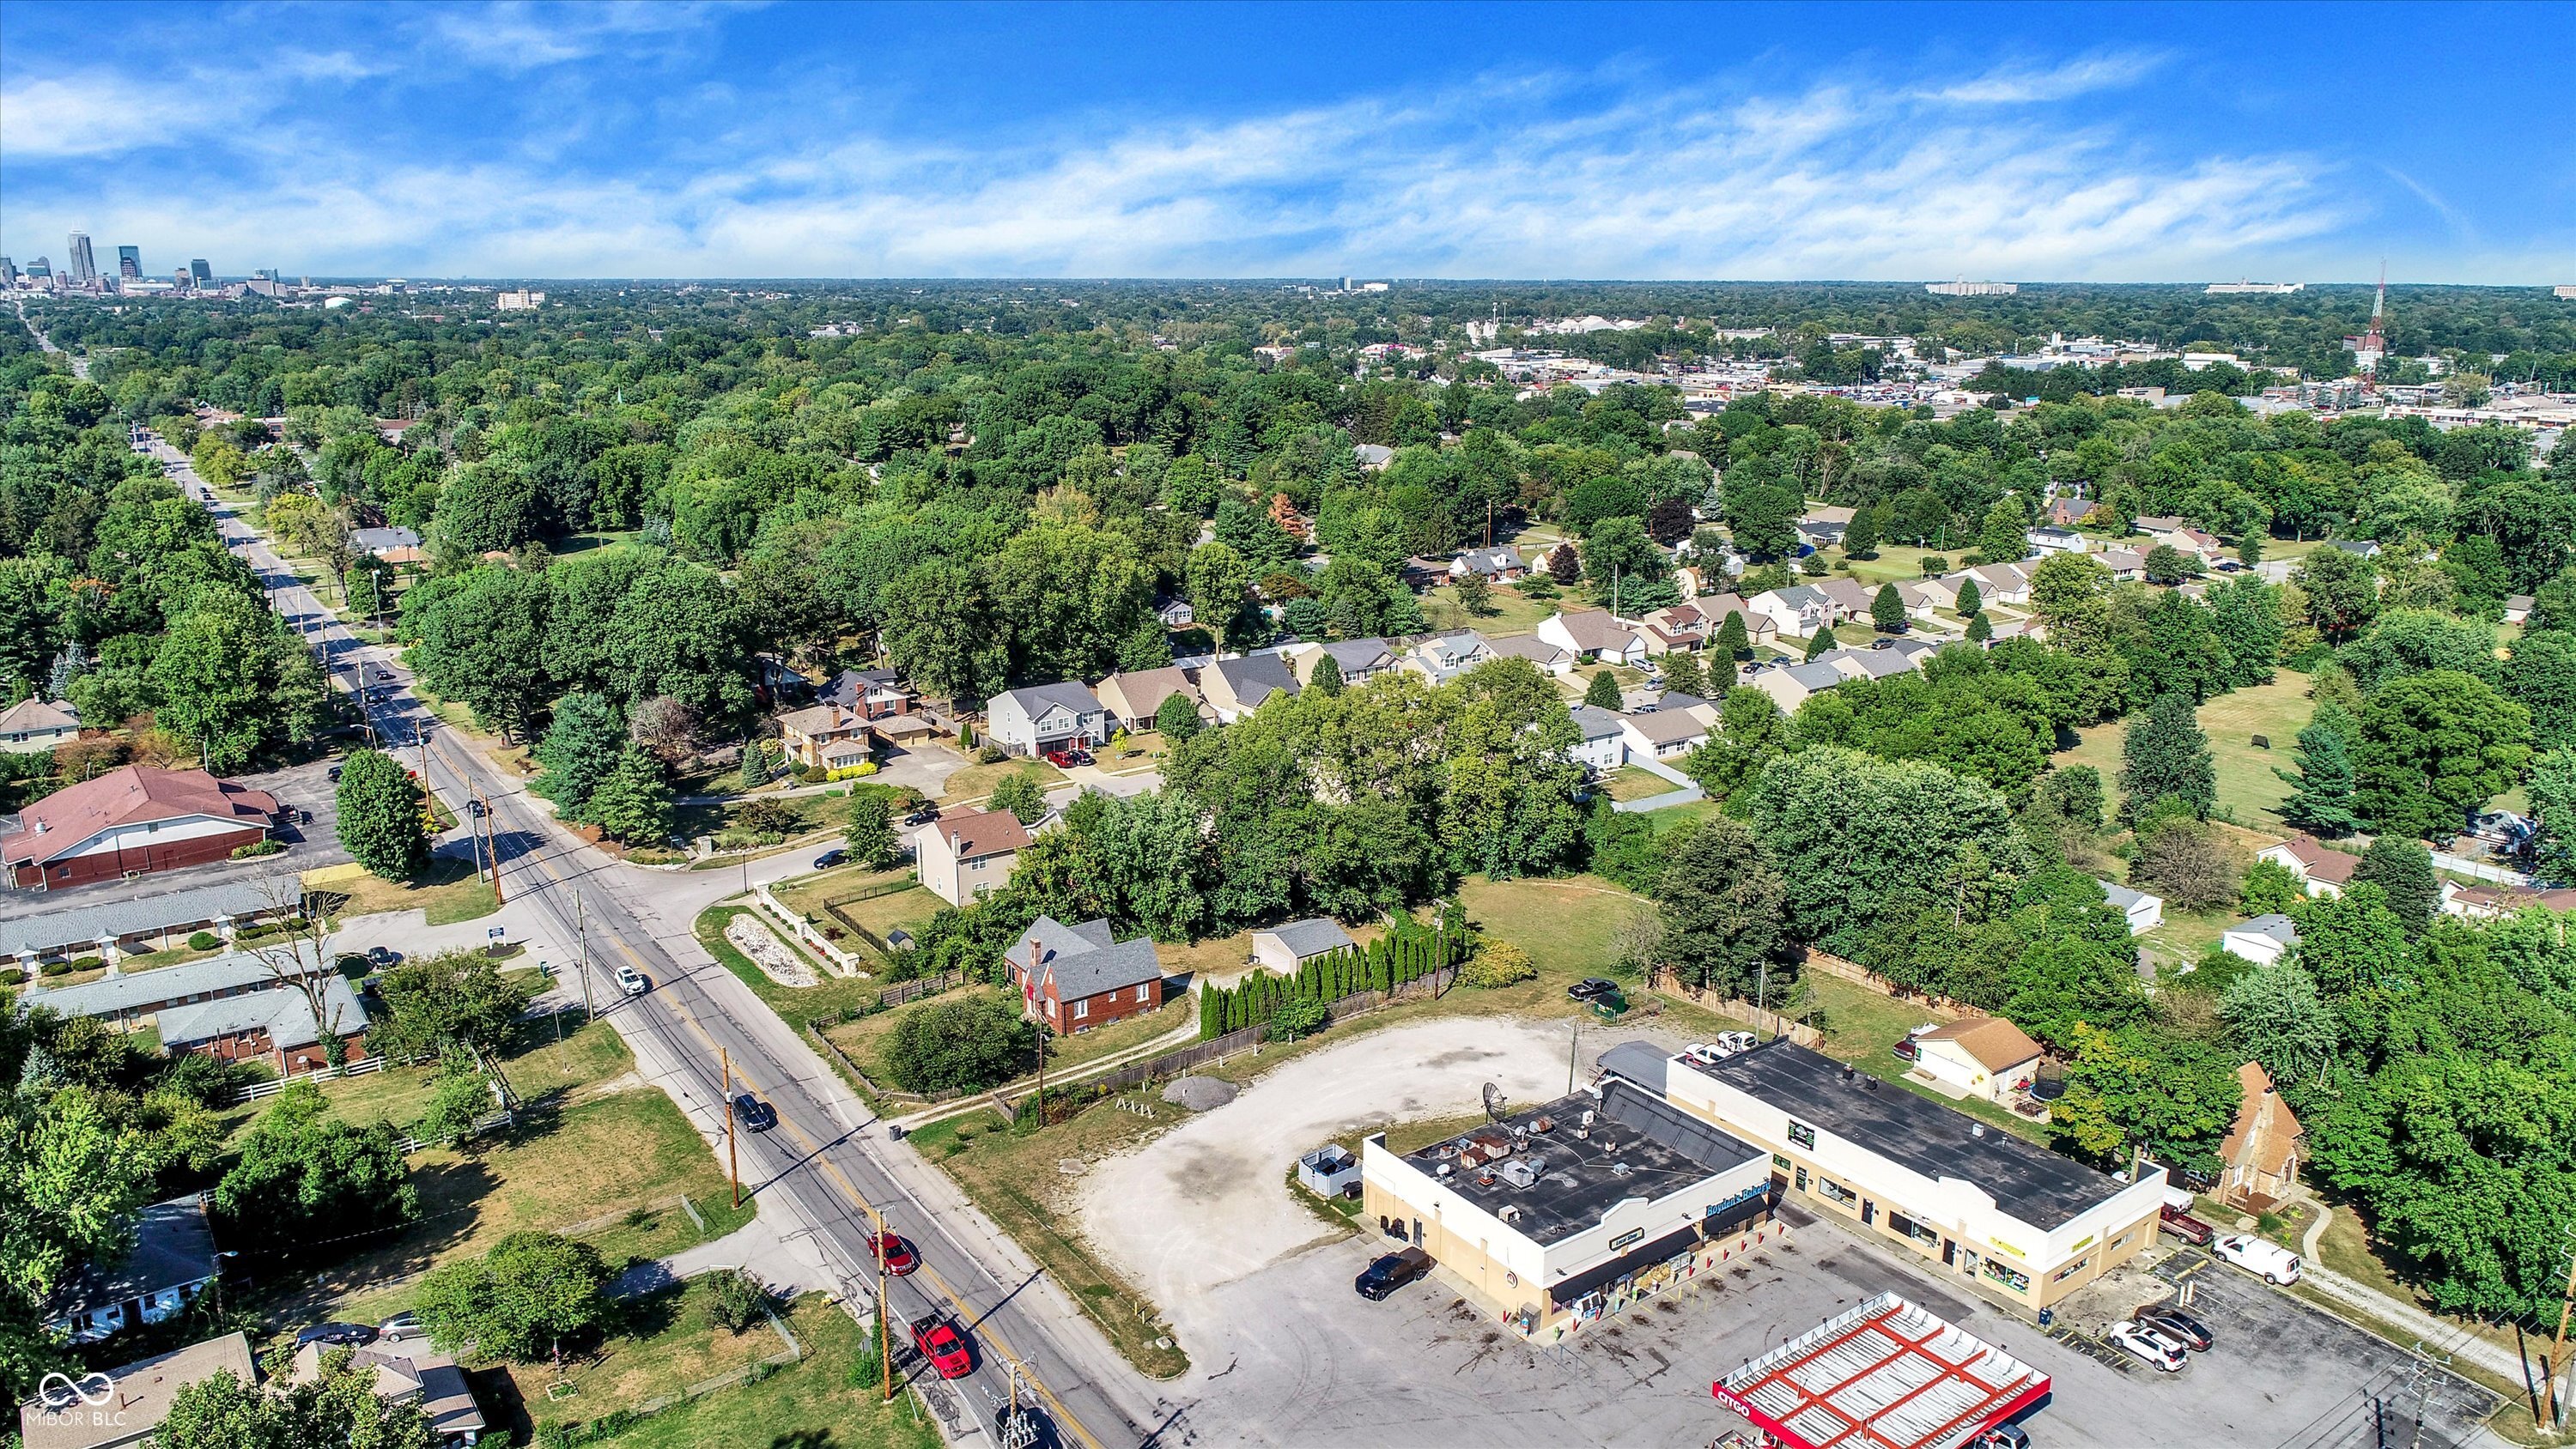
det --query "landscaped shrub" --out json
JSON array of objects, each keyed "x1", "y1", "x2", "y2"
[
  {"x1": 229, "y1": 839, "x2": 283, "y2": 858},
  {"x1": 1461, "y1": 941, "x2": 1537, "y2": 988},
  {"x1": 705, "y1": 1268, "x2": 773, "y2": 1332},
  {"x1": 189, "y1": 931, "x2": 223, "y2": 952}
]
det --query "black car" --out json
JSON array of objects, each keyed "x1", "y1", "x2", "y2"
[
  {"x1": 1566, "y1": 978, "x2": 1619, "y2": 1002},
  {"x1": 2142, "y1": 1308, "x2": 2214, "y2": 1351},
  {"x1": 1971, "y1": 1426, "x2": 2032, "y2": 1449},
  {"x1": 1355, "y1": 1246, "x2": 1432, "y2": 1300},
  {"x1": 296, "y1": 1322, "x2": 376, "y2": 1348},
  {"x1": 732, "y1": 1094, "x2": 779, "y2": 1133},
  {"x1": 812, "y1": 849, "x2": 848, "y2": 870},
  {"x1": 326, "y1": 764, "x2": 343, "y2": 782}
]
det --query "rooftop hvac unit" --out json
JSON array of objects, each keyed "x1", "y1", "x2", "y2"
[{"x1": 1499, "y1": 1156, "x2": 1540, "y2": 1189}]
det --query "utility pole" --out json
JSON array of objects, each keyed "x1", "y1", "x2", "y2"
[
  {"x1": 481, "y1": 788, "x2": 505, "y2": 904},
  {"x1": 722, "y1": 1046, "x2": 741, "y2": 1210},
  {"x1": 575, "y1": 891, "x2": 595, "y2": 1024},
  {"x1": 878, "y1": 1227, "x2": 894, "y2": 1404},
  {"x1": 1567, "y1": 1015, "x2": 1581, "y2": 1094},
  {"x1": 2548, "y1": 1222, "x2": 2576, "y2": 1428},
  {"x1": 1027, "y1": 937, "x2": 1048, "y2": 1124}
]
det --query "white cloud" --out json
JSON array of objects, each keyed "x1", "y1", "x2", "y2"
[
  {"x1": 418, "y1": 1, "x2": 741, "y2": 73},
  {"x1": 1921, "y1": 52, "x2": 2166, "y2": 104}
]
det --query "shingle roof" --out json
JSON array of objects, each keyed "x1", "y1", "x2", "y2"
[
  {"x1": 44, "y1": 1195, "x2": 218, "y2": 1319},
  {"x1": 1259, "y1": 918, "x2": 1354, "y2": 958},
  {"x1": 1565, "y1": 704, "x2": 1625, "y2": 740},
  {"x1": 156, "y1": 973, "x2": 367, "y2": 1052},
  {"x1": 1782, "y1": 661, "x2": 1847, "y2": 693},
  {"x1": 1212, "y1": 652, "x2": 1299, "y2": 706},
  {"x1": 1009, "y1": 915, "x2": 1162, "y2": 1001},
  {"x1": 0, "y1": 698, "x2": 79, "y2": 735},
  {"x1": 1550, "y1": 609, "x2": 1638, "y2": 653},
  {"x1": 995, "y1": 680, "x2": 1105, "y2": 719},
  {"x1": 2231, "y1": 913, "x2": 2300, "y2": 945},
  {"x1": 1097, "y1": 667, "x2": 1197, "y2": 723},
  {"x1": 1485, "y1": 634, "x2": 1571, "y2": 667},
  {"x1": 22, "y1": 1332, "x2": 253, "y2": 1449},
  {"x1": 933, "y1": 807, "x2": 1032, "y2": 861},
  {"x1": 18, "y1": 943, "x2": 326, "y2": 1021},
  {"x1": 2271, "y1": 834, "x2": 2360, "y2": 883},
  {"x1": 1916, "y1": 1016, "x2": 2043, "y2": 1072},
  {"x1": 0, "y1": 876, "x2": 291, "y2": 957},
  {"x1": 2097, "y1": 880, "x2": 2157, "y2": 912},
  {"x1": 1316, "y1": 638, "x2": 1394, "y2": 672},
  {"x1": 1621, "y1": 709, "x2": 1709, "y2": 746},
  {"x1": 347, "y1": 526, "x2": 421, "y2": 553},
  {"x1": 0, "y1": 767, "x2": 278, "y2": 869}
]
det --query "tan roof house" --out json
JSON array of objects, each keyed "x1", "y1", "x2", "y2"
[
  {"x1": 916, "y1": 807, "x2": 1032, "y2": 906},
  {"x1": 2215, "y1": 1061, "x2": 2305, "y2": 1212},
  {"x1": 1908, "y1": 1016, "x2": 2044, "y2": 1104},
  {"x1": 1095, "y1": 668, "x2": 1202, "y2": 731},
  {"x1": 775, "y1": 703, "x2": 875, "y2": 772},
  {"x1": 21, "y1": 1331, "x2": 255, "y2": 1449},
  {"x1": 0, "y1": 698, "x2": 81, "y2": 754}
]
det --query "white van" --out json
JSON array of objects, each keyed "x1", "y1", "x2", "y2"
[{"x1": 2212, "y1": 1234, "x2": 2302, "y2": 1284}]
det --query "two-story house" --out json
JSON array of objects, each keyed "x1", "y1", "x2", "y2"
[
  {"x1": 987, "y1": 682, "x2": 1111, "y2": 758},
  {"x1": 915, "y1": 807, "x2": 1033, "y2": 906}
]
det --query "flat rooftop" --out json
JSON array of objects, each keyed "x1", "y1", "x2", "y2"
[
  {"x1": 1680, "y1": 1040, "x2": 2129, "y2": 1231},
  {"x1": 1400, "y1": 1076, "x2": 1764, "y2": 1246}
]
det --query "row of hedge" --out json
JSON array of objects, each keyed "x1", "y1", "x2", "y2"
[{"x1": 1197, "y1": 910, "x2": 1468, "y2": 1040}]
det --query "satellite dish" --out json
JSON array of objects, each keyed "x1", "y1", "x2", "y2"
[{"x1": 1482, "y1": 1082, "x2": 1509, "y2": 1123}]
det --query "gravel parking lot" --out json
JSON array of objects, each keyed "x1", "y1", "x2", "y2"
[{"x1": 1090, "y1": 1022, "x2": 2506, "y2": 1449}]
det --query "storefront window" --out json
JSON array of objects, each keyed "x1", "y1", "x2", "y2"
[
  {"x1": 1982, "y1": 1259, "x2": 2032, "y2": 1293},
  {"x1": 2052, "y1": 1257, "x2": 2093, "y2": 1282},
  {"x1": 1816, "y1": 1178, "x2": 1856, "y2": 1207},
  {"x1": 1794, "y1": 1166, "x2": 1808, "y2": 1191},
  {"x1": 1889, "y1": 1213, "x2": 1941, "y2": 1248}
]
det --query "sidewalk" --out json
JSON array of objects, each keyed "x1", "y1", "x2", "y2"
[
  {"x1": 2294, "y1": 1201, "x2": 2535, "y2": 1389},
  {"x1": 609, "y1": 1216, "x2": 820, "y2": 1300}
]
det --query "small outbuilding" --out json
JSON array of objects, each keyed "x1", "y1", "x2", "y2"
[
  {"x1": 1251, "y1": 918, "x2": 1355, "y2": 972},
  {"x1": 1297, "y1": 1143, "x2": 1361, "y2": 1197}
]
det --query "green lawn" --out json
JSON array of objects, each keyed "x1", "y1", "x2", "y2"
[
  {"x1": 2050, "y1": 671, "x2": 2316, "y2": 829},
  {"x1": 572, "y1": 1292, "x2": 940, "y2": 1449},
  {"x1": 308, "y1": 856, "x2": 501, "y2": 926},
  {"x1": 939, "y1": 760, "x2": 1062, "y2": 806},
  {"x1": 696, "y1": 906, "x2": 885, "y2": 1022},
  {"x1": 1420, "y1": 581, "x2": 1555, "y2": 635},
  {"x1": 1836, "y1": 545, "x2": 1953, "y2": 587},
  {"x1": 823, "y1": 983, "x2": 1191, "y2": 1094},
  {"x1": 1603, "y1": 766, "x2": 1676, "y2": 802},
  {"x1": 1457, "y1": 874, "x2": 1642, "y2": 990}
]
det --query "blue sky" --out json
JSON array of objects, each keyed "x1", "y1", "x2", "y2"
[{"x1": 3, "y1": 1, "x2": 2570, "y2": 282}]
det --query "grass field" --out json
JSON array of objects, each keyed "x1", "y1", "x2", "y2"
[
  {"x1": 2051, "y1": 672, "x2": 2317, "y2": 829},
  {"x1": 308, "y1": 856, "x2": 501, "y2": 925},
  {"x1": 1419, "y1": 581, "x2": 1555, "y2": 636},
  {"x1": 1603, "y1": 766, "x2": 1676, "y2": 802},
  {"x1": 939, "y1": 760, "x2": 1062, "y2": 805},
  {"x1": 823, "y1": 982, "x2": 1190, "y2": 1093},
  {"x1": 696, "y1": 906, "x2": 885, "y2": 1022},
  {"x1": 570, "y1": 1292, "x2": 941, "y2": 1449},
  {"x1": 1456, "y1": 873, "x2": 1642, "y2": 989},
  {"x1": 1837, "y1": 545, "x2": 1953, "y2": 587}
]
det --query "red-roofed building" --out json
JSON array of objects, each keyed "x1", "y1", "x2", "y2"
[
  {"x1": 2255, "y1": 834, "x2": 2360, "y2": 898},
  {"x1": 0, "y1": 767, "x2": 280, "y2": 891},
  {"x1": 1714, "y1": 1292, "x2": 2049, "y2": 1449},
  {"x1": 915, "y1": 806, "x2": 1032, "y2": 906}
]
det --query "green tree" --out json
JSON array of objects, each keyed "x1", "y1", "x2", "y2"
[
  {"x1": 1651, "y1": 815, "x2": 1786, "y2": 999},
  {"x1": 1578, "y1": 514, "x2": 1668, "y2": 609},
  {"x1": 880, "y1": 995, "x2": 1038, "y2": 1094},
  {"x1": 1802, "y1": 627, "x2": 1835, "y2": 662},
  {"x1": 414, "y1": 1231, "x2": 611, "y2": 1362},
  {"x1": 158, "y1": 1349, "x2": 435, "y2": 1449},
  {"x1": 2351, "y1": 836, "x2": 2439, "y2": 936},
  {"x1": 2352, "y1": 670, "x2": 2531, "y2": 840},
  {"x1": 989, "y1": 767, "x2": 1050, "y2": 825},
  {"x1": 1662, "y1": 651, "x2": 1707, "y2": 699},
  {"x1": 2293, "y1": 547, "x2": 2379, "y2": 643},
  {"x1": 1309, "y1": 653, "x2": 1346, "y2": 697},
  {"x1": 1183, "y1": 541, "x2": 1253, "y2": 643},
  {"x1": 1713, "y1": 609, "x2": 1750, "y2": 659},
  {"x1": 2275, "y1": 706, "x2": 2362, "y2": 837},
  {"x1": 1153, "y1": 689, "x2": 1203, "y2": 743},
  {"x1": 2219, "y1": 961, "x2": 2338, "y2": 1086},
  {"x1": 0, "y1": 1087, "x2": 155, "y2": 1408},
  {"x1": 531, "y1": 691, "x2": 624, "y2": 815},
  {"x1": 1270, "y1": 993, "x2": 1329, "y2": 1041},
  {"x1": 1747, "y1": 746, "x2": 2026, "y2": 958},
  {"x1": 1868, "y1": 584, "x2": 1905, "y2": 633},
  {"x1": 413, "y1": 1061, "x2": 495, "y2": 1148},
  {"x1": 585, "y1": 745, "x2": 674, "y2": 844},
  {"x1": 211, "y1": 1083, "x2": 417, "y2": 1258},
  {"x1": 2239, "y1": 858, "x2": 2306, "y2": 916},
  {"x1": 1453, "y1": 568, "x2": 1493, "y2": 616},
  {"x1": 409, "y1": 565, "x2": 555, "y2": 739},
  {"x1": 2501, "y1": 629, "x2": 2576, "y2": 743},
  {"x1": 149, "y1": 588, "x2": 279, "y2": 772},
  {"x1": 1965, "y1": 611, "x2": 1993, "y2": 643},
  {"x1": 842, "y1": 791, "x2": 896, "y2": 868},
  {"x1": 2530, "y1": 745, "x2": 2576, "y2": 881},
  {"x1": 1977, "y1": 498, "x2": 2028, "y2": 563},
  {"x1": 2117, "y1": 691, "x2": 2215, "y2": 823},
  {"x1": 1583, "y1": 669, "x2": 1623, "y2": 711},
  {"x1": 1954, "y1": 576, "x2": 1982, "y2": 616},
  {"x1": 1840, "y1": 505, "x2": 1880, "y2": 560},
  {"x1": 2049, "y1": 1022, "x2": 2243, "y2": 1173},
  {"x1": 334, "y1": 749, "x2": 428, "y2": 881}
]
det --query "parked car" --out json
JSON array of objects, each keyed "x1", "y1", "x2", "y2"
[
  {"x1": 296, "y1": 1322, "x2": 376, "y2": 1348},
  {"x1": 1355, "y1": 1246, "x2": 1433, "y2": 1300},
  {"x1": 2213, "y1": 1234, "x2": 2303, "y2": 1284},
  {"x1": 2158, "y1": 1203, "x2": 2215, "y2": 1246},
  {"x1": 732, "y1": 1094, "x2": 778, "y2": 1133},
  {"x1": 1042, "y1": 746, "x2": 1092, "y2": 768},
  {"x1": 811, "y1": 849, "x2": 848, "y2": 870},
  {"x1": 326, "y1": 764, "x2": 343, "y2": 783},
  {"x1": 617, "y1": 964, "x2": 648, "y2": 996},
  {"x1": 1680, "y1": 1044, "x2": 1727, "y2": 1069},
  {"x1": 909, "y1": 1316, "x2": 973, "y2": 1379},
  {"x1": 867, "y1": 1232, "x2": 918, "y2": 1276},
  {"x1": 2105, "y1": 1319, "x2": 2187, "y2": 1373},
  {"x1": 2140, "y1": 1308, "x2": 2213, "y2": 1351},
  {"x1": 905, "y1": 806, "x2": 939, "y2": 825},
  {"x1": 376, "y1": 1313, "x2": 425, "y2": 1343},
  {"x1": 364, "y1": 946, "x2": 402, "y2": 968},
  {"x1": 1971, "y1": 1426, "x2": 2032, "y2": 1449},
  {"x1": 1891, "y1": 1037, "x2": 1919, "y2": 1062},
  {"x1": 1566, "y1": 978, "x2": 1619, "y2": 1003},
  {"x1": 1714, "y1": 1030, "x2": 1756, "y2": 1055}
]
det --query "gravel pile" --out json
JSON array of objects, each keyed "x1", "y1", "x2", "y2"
[{"x1": 1161, "y1": 1076, "x2": 1238, "y2": 1112}]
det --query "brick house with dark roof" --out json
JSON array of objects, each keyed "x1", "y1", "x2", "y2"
[
  {"x1": 1005, "y1": 915, "x2": 1166, "y2": 1034},
  {"x1": 0, "y1": 766, "x2": 279, "y2": 891}
]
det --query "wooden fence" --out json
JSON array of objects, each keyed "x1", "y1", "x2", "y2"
[
  {"x1": 1039, "y1": 963, "x2": 1460, "y2": 1104},
  {"x1": 878, "y1": 969, "x2": 964, "y2": 1009},
  {"x1": 1646, "y1": 970, "x2": 1826, "y2": 1047},
  {"x1": 1795, "y1": 949, "x2": 1971, "y2": 1020}
]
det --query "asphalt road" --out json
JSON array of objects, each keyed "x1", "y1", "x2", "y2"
[{"x1": 143, "y1": 436, "x2": 1169, "y2": 1449}]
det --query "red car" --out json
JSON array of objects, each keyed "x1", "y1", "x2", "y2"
[
  {"x1": 1042, "y1": 746, "x2": 1091, "y2": 768},
  {"x1": 869, "y1": 1232, "x2": 919, "y2": 1276},
  {"x1": 909, "y1": 1315, "x2": 973, "y2": 1379}
]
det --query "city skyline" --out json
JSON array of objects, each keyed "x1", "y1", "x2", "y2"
[{"x1": 3, "y1": 1, "x2": 2570, "y2": 283}]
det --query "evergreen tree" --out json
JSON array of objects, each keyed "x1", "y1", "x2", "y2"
[
  {"x1": 1954, "y1": 577, "x2": 1982, "y2": 616},
  {"x1": 2119, "y1": 691, "x2": 2216, "y2": 823},
  {"x1": 2275, "y1": 708, "x2": 2362, "y2": 837},
  {"x1": 1965, "y1": 611, "x2": 1994, "y2": 643},
  {"x1": 1583, "y1": 669, "x2": 1624, "y2": 710},
  {"x1": 1310, "y1": 654, "x2": 1346, "y2": 696},
  {"x1": 1714, "y1": 609, "x2": 1750, "y2": 659},
  {"x1": 2352, "y1": 837, "x2": 2439, "y2": 937},
  {"x1": 532, "y1": 690, "x2": 624, "y2": 815},
  {"x1": 587, "y1": 745, "x2": 675, "y2": 844},
  {"x1": 1804, "y1": 627, "x2": 1836, "y2": 661},
  {"x1": 1841, "y1": 505, "x2": 1880, "y2": 560},
  {"x1": 1662, "y1": 651, "x2": 1707, "y2": 698},
  {"x1": 1870, "y1": 584, "x2": 1906, "y2": 633}
]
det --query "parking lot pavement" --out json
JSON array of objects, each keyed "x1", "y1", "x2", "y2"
[
  {"x1": 240, "y1": 756, "x2": 349, "y2": 869},
  {"x1": 1157, "y1": 1211, "x2": 2505, "y2": 1449}
]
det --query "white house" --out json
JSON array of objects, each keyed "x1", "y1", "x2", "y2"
[
  {"x1": 1451, "y1": 546, "x2": 1525, "y2": 581},
  {"x1": 2502, "y1": 594, "x2": 2535, "y2": 625},
  {"x1": 1537, "y1": 610, "x2": 1649, "y2": 665},
  {"x1": 1746, "y1": 586, "x2": 1841, "y2": 640},
  {"x1": 0, "y1": 698, "x2": 79, "y2": 754},
  {"x1": 1404, "y1": 631, "x2": 1498, "y2": 685},
  {"x1": 2255, "y1": 835, "x2": 2358, "y2": 898},
  {"x1": 1251, "y1": 918, "x2": 1356, "y2": 971},
  {"x1": 1564, "y1": 705, "x2": 1628, "y2": 773},
  {"x1": 2025, "y1": 526, "x2": 2088, "y2": 556},
  {"x1": 2221, "y1": 914, "x2": 2301, "y2": 967},
  {"x1": 1959, "y1": 563, "x2": 2032, "y2": 606},
  {"x1": 1618, "y1": 708, "x2": 1708, "y2": 762},
  {"x1": 985, "y1": 681, "x2": 1111, "y2": 757},
  {"x1": 1909, "y1": 1017, "x2": 2044, "y2": 1105},
  {"x1": 1290, "y1": 637, "x2": 1397, "y2": 687},
  {"x1": 2097, "y1": 880, "x2": 2164, "y2": 935}
]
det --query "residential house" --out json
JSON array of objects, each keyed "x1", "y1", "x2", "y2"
[
  {"x1": 1817, "y1": 646, "x2": 1920, "y2": 683},
  {"x1": 1674, "y1": 564, "x2": 1708, "y2": 600},
  {"x1": 3, "y1": 876, "x2": 290, "y2": 974},
  {"x1": 916, "y1": 807, "x2": 1032, "y2": 906},
  {"x1": 2256, "y1": 835, "x2": 2359, "y2": 898},
  {"x1": 2324, "y1": 538, "x2": 2381, "y2": 560},
  {"x1": 2025, "y1": 526, "x2": 2087, "y2": 556},
  {"x1": 1747, "y1": 660, "x2": 1846, "y2": 712},
  {"x1": 1882, "y1": 638, "x2": 1944, "y2": 666},
  {"x1": 2096, "y1": 547, "x2": 2147, "y2": 582},
  {"x1": 2132, "y1": 516, "x2": 2190, "y2": 543},
  {"x1": 157, "y1": 972, "x2": 368, "y2": 1075},
  {"x1": 20, "y1": 1331, "x2": 255, "y2": 1449},
  {"x1": 774, "y1": 702, "x2": 875, "y2": 773},
  {"x1": 1251, "y1": 918, "x2": 1356, "y2": 972},
  {"x1": 1908, "y1": 1017, "x2": 2044, "y2": 1105},
  {"x1": 1634, "y1": 604, "x2": 1710, "y2": 655},
  {"x1": 1893, "y1": 581, "x2": 1949, "y2": 621},
  {"x1": 1402, "y1": 631, "x2": 1497, "y2": 685},
  {"x1": 1536, "y1": 610, "x2": 1650, "y2": 665},
  {"x1": 1564, "y1": 705, "x2": 1627, "y2": 773},
  {"x1": 1746, "y1": 585, "x2": 1841, "y2": 640},
  {"x1": 1005, "y1": 916, "x2": 1166, "y2": 1034},
  {"x1": 2174, "y1": 527, "x2": 2225, "y2": 559},
  {"x1": 1485, "y1": 634, "x2": 1576, "y2": 676},
  {"x1": 2221, "y1": 914, "x2": 2301, "y2": 967},
  {"x1": 1793, "y1": 518, "x2": 1847, "y2": 551},
  {"x1": 0, "y1": 698, "x2": 80, "y2": 754},
  {"x1": 1450, "y1": 546, "x2": 1525, "y2": 581},
  {"x1": 2439, "y1": 879, "x2": 2576, "y2": 919},
  {"x1": 986, "y1": 681, "x2": 1111, "y2": 758},
  {"x1": 1, "y1": 766, "x2": 279, "y2": 892},
  {"x1": 2215, "y1": 1062, "x2": 2306, "y2": 1213},
  {"x1": 1800, "y1": 504, "x2": 1857, "y2": 526},
  {"x1": 286, "y1": 1343, "x2": 486, "y2": 1445},
  {"x1": 2502, "y1": 594, "x2": 2535, "y2": 624},
  {"x1": 816, "y1": 667, "x2": 918, "y2": 724},
  {"x1": 1619, "y1": 708, "x2": 1708, "y2": 762},
  {"x1": 1352, "y1": 443, "x2": 1395, "y2": 470},
  {"x1": 43, "y1": 1195, "x2": 220, "y2": 1343},
  {"x1": 1813, "y1": 577, "x2": 1877, "y2": 620},
  {"x1": 345, "y1": 525, "x2": 424, "y2": 564},
  {"x1": 1693, "y1": 592, "x2": 1777, "y2": 648},
  {"x1": 1094, "y1": 668, "x2": 1201, "y2": 731},
  {"x1": 1290, "y1": 637, "x2": 1396, "y2": 687},
  {"x1": 1650, "y1": 691, "x2": 1722, "y2": 728},
  {"x1": 1960, "y1": 563, "x2": 2032, "y2": 606},
  {"x1": 2042, "y1": 495, "x2": 2089, "y2": 529},
  {"x1": 1202, "y1": 653, "x2": 1301, "y2": 722},
  {"x1": 2097, "y1": 880, "x2": 2164, "y2": 935},
  {"x1": 1155, "y1": 596, "x2": 1195, "y2": 627}
]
